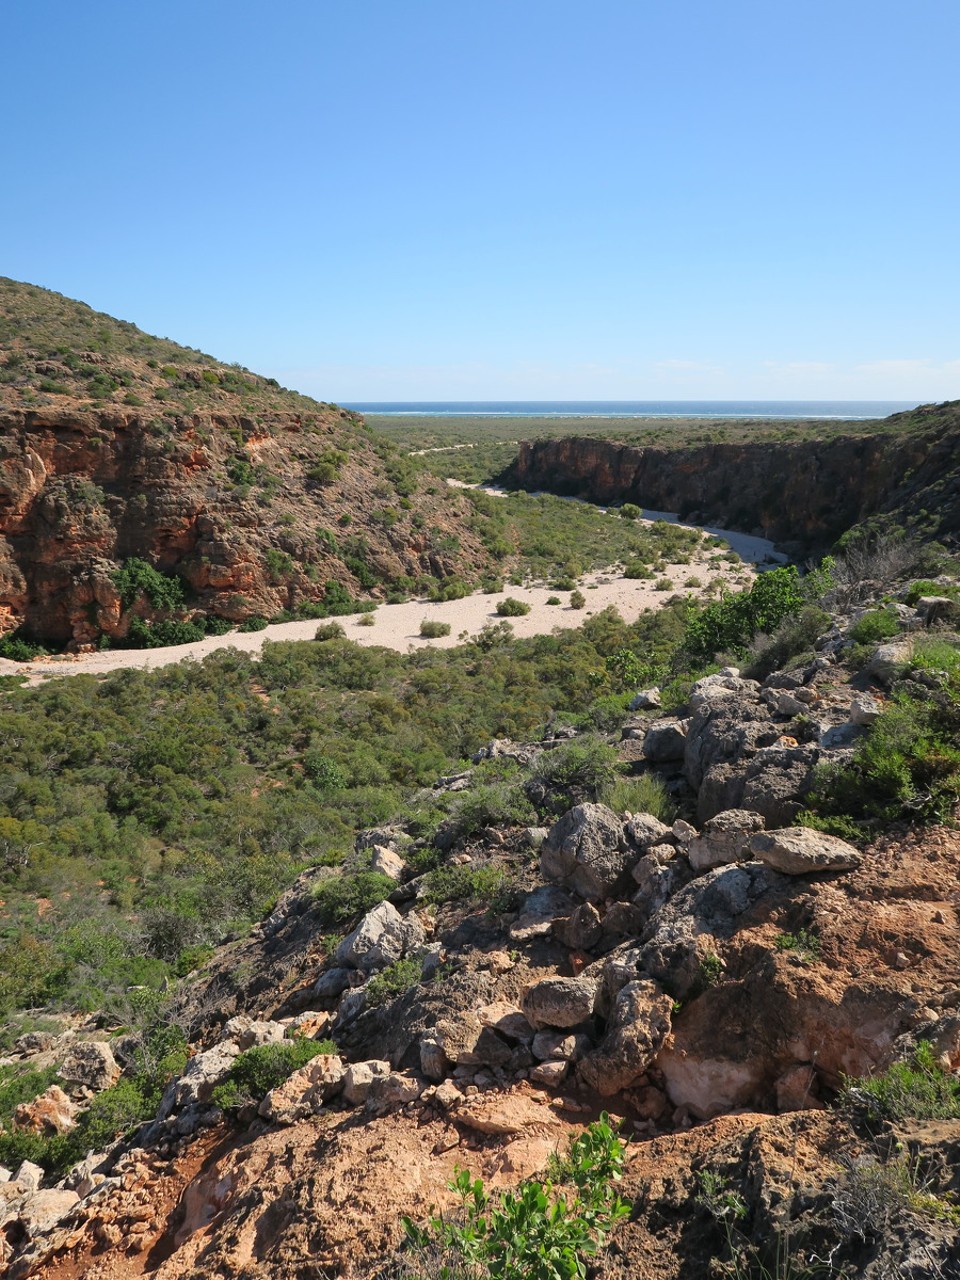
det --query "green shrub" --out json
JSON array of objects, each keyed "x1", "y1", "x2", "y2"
[
  {"x1": 112, "y1": 558, "x2": 185, "y2": 612},
  {"x1": 445, "y1": 780, "x2": 536, "y2": 842},
  {"x1": 619, "y1": 503, "x2": 642, "y2": 520},
  {"x1": 774, "y1": 929, "x2": 822, "y2": 962},
  {"x1": 848, "y1": 609, "x2": 901, "y2": 645},
  {"x1": 365, "y1": 956, "x2": 423, "y2": 1008},
  {"x1": 496, "y1": 597, "x2": 531, "y2": 617},
  {"x1": 843, "y1": 1042, "x2": 960, "y2": 1123},
  {"x1": 422, "y1": 862, "x2": 519, "y2": 911},
  {"x1": 238, "y1": 616, "x2": 269, "y2": 632},
  {"x1": 311, "y1": 870, "x2": 395, "y2": 926},
  {"x1": 402, "y1": 1113, "x2": 629, "y2": 1280},
  {"x1": 569, "y1": 589, "x2": 586, "y2": 609},
  {"x1": 532, "y1": 736, "x2": 619, "y2": 801},
  {"x1": 802, "y1": 675, "x2": 960, "y2": 829},
  {"x1": 0, "y1": 631, "x2": 48, "y2": 661},
  {"x1": 904, "y1": 579, "x2": 960, "y2": 607},
  {"x1": 211, "y1": 1039, "x2": 331, "y2": 1110},
  {"x1": 0, "y1": 1064, "x2": 59, "y2": 1127},
  {"x1": 743, "y1": 605, "x2": 831, "y2": 680},
  {"x1": 599, "y1": 774, "x2": 675, "y2": 821},
  {"x1": 314, "y1": 621, "x2": 346, "y2": 640},
  {"x1": 683, "y1": 566, "x2": 805, "y2": 661},
  {"x1": 303, "y1": 752, "x2": 347, "y2": 790},
  {"x1": 204, "y1": 615, "x2": 234, "y2": 636},
  {"x1": 420, "y1": 619, "x2": 452, "y2": 638}
]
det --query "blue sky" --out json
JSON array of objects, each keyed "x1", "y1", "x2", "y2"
[{"x1": 4, "y1": 1, "x2": 958, "y2": 402}]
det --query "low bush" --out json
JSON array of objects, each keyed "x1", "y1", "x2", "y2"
[
  {"x1": 422, "y1": 862, "x2": 519, "y2": 912},
  {"x1": 211, "y1": 1039, "x2": 330, "y2": 1110},
  {"x1": 682, "y1": 566, "x2": 805, "y2": 661},
  {"x1": 496, "y1": 597, "x2": 531, "y2": 617},
  {"x1": 365, "y1": 956, "x2": 423, "y2": 1008},
  {"x1": 420, "y1": 619, "x2": 452, "y2": 638},
  {"x1": 531, "y1": 735, "x2": 619, "y2": 804},
  {"x1": 848, "y1": 609, "x2": 901, "y2": 645},
  {"x1": 843, "y1": 1041, "x2": 960, "y2": 1124},
  {"x1": 238, "y1": 616, "x2": 269, "y2": 632},
  {"x1": 569, "y1": 589, "x2": 586, "y2": 609},
  {"x1": 599, "y1": 773, "x2": 675, "y2": 821},
  {"x1": 311, "y1": 870, "x2": 395, "y2": 926}
]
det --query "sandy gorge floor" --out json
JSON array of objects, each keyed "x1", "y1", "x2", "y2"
[{"x1": 2, "y1": 504, "x2": 783, "y2": 684}]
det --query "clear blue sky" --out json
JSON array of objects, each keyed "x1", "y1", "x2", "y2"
[{"x1": 4, "y1": 1, "x2": 958, "y2": 402}]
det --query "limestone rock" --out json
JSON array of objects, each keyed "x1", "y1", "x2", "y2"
[
  {"x1": 865, "y1": 641, "x2": 913, "y2": 685},
  {"x1": 161, "y1": 1041, "x2": 240, "y2": 1116},
  {"x1": 13, "y1": 1086, "x2": 76, "y2": 1135},
  {"x1": 335, "y1": 900, "x2": 425, "y2": 972},
  {"x1": 17, "y1": 1188, "x2": 80, "y2": 1236},
  {"x1": 521, "y1": 974, "x2": 599, "y2": 1029},
  {"x1": 629, "y1": 687, "x2": 662, "y2": 710},
  {"x1": 370, "y1": 844, "x2": 407, "y2": 880},
  {"x1": 540, "y1": 804, "x2": 634, "y2": 902},
  {"x1": 530, "y1": 1060, "x2": 569, "y2": 1087},
  {"x1": 259, "y1": 1055, "x2": 345, "y2": 1123},
  {"x1": 849, "y1": 693, "x2": 881, "y2": 726},
  {"x1": 687, "y1": 809, "x2": 765, "y2": 872},
  {"x1": 342, "y1": 1060, "x2": 391, "y2": 1106},
  {"x1": 366, "y1": 1071, "x2": 424, "y2": 1114},
  {"x1": 222, "y1": 1017, "x2": 286, "y2": 1051},
  {"x1": 747, "y1": 828, "x2": 861, "y2": 875},
  {"x1": 625, "y1": 813, "x2": 673, "y2": 851},
  {"x1": 577, "y1": 979, "x2": 673, "y2": 1096},
  {"x1": 553, "y1": 902, "x2": 603, "y2": 951},
  {"x1": 509, "y1": 885, "x2": 576, "y2": 941},
  {"x1": 642, "y1": 720, "x2": 687, "y2": 762},
  {"x1": 477, "y1": 1003, "x2": 535, "y2": 1044},
  {"x1": 59, "y1": 1041, "x2": 120, "y2": 1097},
  {"x1": 13, "y1": 1161, "x2": 44, "y2": 1193}
]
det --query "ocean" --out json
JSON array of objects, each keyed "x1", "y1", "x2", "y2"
[{"x1": 346, "y1": 400, "x2": 916, "y2": 420}]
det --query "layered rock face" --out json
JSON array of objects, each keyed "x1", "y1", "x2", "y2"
[
  {"x1": 505, "y1": 406, "x2": 960, "y2": 553},
  {"x1": 0, "y1": 406, "x2": 488, "y2": 646}
]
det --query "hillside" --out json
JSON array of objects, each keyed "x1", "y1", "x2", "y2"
[
  {"x1": 0, "y1": 280, "x2": 496, "y2": 647},
  {"x1": 1, "y1": 544, "x2": 959, "y2": 1278}
]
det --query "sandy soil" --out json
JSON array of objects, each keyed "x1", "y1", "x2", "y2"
[{"x1": 2, "y1": 509, "x2": 781, "y2": 685}]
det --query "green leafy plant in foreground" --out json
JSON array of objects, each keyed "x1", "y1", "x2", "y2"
[{"x1": 402, "y1": 1113, "x2": 630, "y2": 1280}]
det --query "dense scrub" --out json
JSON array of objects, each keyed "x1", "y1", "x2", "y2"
[{"x1": 0, "y1": 600, "x2": 694, "y2": 1021}]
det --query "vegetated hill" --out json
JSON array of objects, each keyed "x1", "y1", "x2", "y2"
[{"x1": 0, "y1": 279, "x2": 496, "y2": 647}]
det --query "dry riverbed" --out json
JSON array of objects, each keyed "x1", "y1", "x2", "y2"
[{"x1": 2, "y1": 524, "x2": 773, "y2": 684}]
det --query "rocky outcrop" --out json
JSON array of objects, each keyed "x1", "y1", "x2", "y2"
[
  {"x1": 0, "y1": 405, "x2": 492, "y2": 647},
  {"x1": 505, "y1": 404, "x2": 960, "y2": 553}
]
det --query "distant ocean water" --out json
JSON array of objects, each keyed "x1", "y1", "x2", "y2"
[{"x1": 348, "y1": 400, "x2": 916, "y2": 420}]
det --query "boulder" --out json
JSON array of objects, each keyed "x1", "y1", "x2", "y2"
[
  {"x1": 17, "y1": 1188, "x2": 80, "y2": 1236},
  {"x1": 477, "y1": 1003, "x2": 535, "y2": 1045},
  {"x1": 509, "y1": 885, "x2": 577, "y2": 941},
  {"x1": 59, "y1": 1041, "x2": 121, "y2": 1097},
  {"x1": 577, "y1": 979, "x2": 673, "y2": 1096},
  {"x1": 625, "y1": 813, "x2": 673, "y2": 851},
  {"x1": 530, "y1": 1060, "x2": 569, "y2": 1087},
  {"x1": 865, "y1": 641, "x2": 913, "y2": 685},
  {"x1": 531, "y1": 1030, "x2": 590, "y2": 1062},
  {"x1": 849, "y1": 693, "x2": 882, "y2": 727},
  {"x1": 13, "y1": 1086, "x2": 76, "y2": 1135},
  {"x1": 915, "y1": 595, "x2": 960, "y2": 626},
  {"x1": 342, "y1": 1060, "x2": 391, "y2": 1106},
  {"x1": 13, "y1": 1161, "x2": 44, "y2": 1193},
  {"x1": 14, "y1": 1031, "x2": 58, "y2": 1056},
  {"x1": 522, "y1": 974, "x2": 599, "y2": 1029},
  {"x1": 747, "y1": 828, "x2": 862, "y2": 875},
  {"x1": 160, "y1": 1041, "x2": 240, "y2": 1116},
  {"x1": 370, "y1": 844, "x2": 407, "y2": 880},
  {"x1": 540, "y1": 804, "x2": 634, "y2": 902},
  {"x1": 259, "y1": 1055, "x2": 345, "y2": 1123},
  {"x1": 639, "y1": 863, "x2": 778, "y2": 1000},
  {"x1": 553, "y1": 902, "x2": 603, "y2": 951},
  {"x1": 689, "y1": 673, "x2": 761, "y2": 708},
  {"x1": 642, "y1": 720, "x2": 687, "y2": 762},
  {"x1": 366, "y1": 1071, "x2": 424, "y2": 1113},
  {"x1": 335, "y1": 900, "x2": 425, "y2": 972},
  {"x1": 687, "y1": 809, "x2": 765, "y2": 872},
  {"x1": 222, "y1": 1017, "x2": 286, "y2": 1051},
  {"x1": 629, "y1": 687, "x2": 662, "y2": 711}
]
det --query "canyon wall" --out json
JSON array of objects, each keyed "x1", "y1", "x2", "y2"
[{"x1": 506, "y1": 416, "x2": 960, "y2": 554}]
